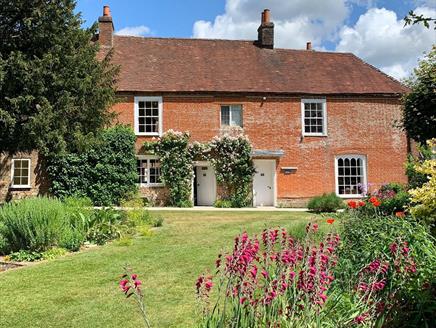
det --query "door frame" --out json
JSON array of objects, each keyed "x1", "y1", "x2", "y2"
[
  {"x1": 252, "y1": 159, "x2": 277, "y2": 207},
  {"x1": 192, "y1": 161, "x2": 217, "y2": 206}
]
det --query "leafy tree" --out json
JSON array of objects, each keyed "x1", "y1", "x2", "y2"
[
  {"x1": 404, "y1": 11, "x2": 435, "y2": 29},
  {"x1": 0, "y1": 0, "x2": 118, "y2": 156},
  {"x1": 402, "y1": 46, "x2": 436, "y2": 144}
]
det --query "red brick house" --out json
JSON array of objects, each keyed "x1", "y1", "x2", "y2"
[
  {"x1": 99, "y1": 6, "x2": 409, "y2": 207},
  {"x1": 0, "y1": 6, "x2": 409, "y2": 207}
]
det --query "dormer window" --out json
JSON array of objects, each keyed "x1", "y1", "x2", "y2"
[{"x1": 134, "y1": 97, "x2": 163, "y2": 136}]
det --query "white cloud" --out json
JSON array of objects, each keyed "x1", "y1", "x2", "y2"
[
  {"x1": 192, "y1": 0, "x2": 435, "y2": 80},
  {"x1": 193, "y1": 0, "x2": 349, "y2": 49},
  {"x1": 115, "y1": 25, "x2": 151, "y2": 37},
  {"x1": 336, "y1": 6, "x2": 436, "y2": 79}
]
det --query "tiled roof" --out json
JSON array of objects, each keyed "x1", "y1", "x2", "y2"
[{"x1": 110, "y1": 36, "x2": 408, "y2": 95}]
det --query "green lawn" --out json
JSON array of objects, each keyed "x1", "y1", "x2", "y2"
[{"x1": 0, "y1": 211, "x2": 325, "y2": 328}]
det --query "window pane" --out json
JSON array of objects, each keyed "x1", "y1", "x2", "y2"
[
  {"x1": 138, "y1": 101, "x2": 145, "y2": 108},
  {"x1": 230, "y1": 106, "x2": 242, "y2": 126},
  {"x1": 337, "y1": 156, "x2": 365, "y2": 195},
  {"x1": 221, "y1": 106, "x2": 230, "y2": 125}
]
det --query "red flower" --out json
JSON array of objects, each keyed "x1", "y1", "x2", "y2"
[
  {"x1": 395, "y1": 211, "x2": 405, "y2": 218},
  {"x1": 348, "y1": 200, "x2": 357, "y2": 209},
  {"x1": 326, "y1": 218, "x2": 335, "y2": 224},
  {"x1": 131, "y1": 274, "x2": 138, "y2": 280},
  {"x1": 358, "y1": 201, "x2": 366, "y2": 207},
  {"x1": 369, "y1": 196, "x2": 381, "y2": 207}
]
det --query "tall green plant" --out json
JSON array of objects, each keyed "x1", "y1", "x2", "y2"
[
  {"x1": 144, "y1": 130, "x2": 194, "y2": 207},
  {"x1": 208, "y1": 133, "x2": 255, "y2": 207},
  {"x1": 0, "y1": 197, "x2": 69, "y2": 253},
  {"x1": 47, "y1": 125, "x2": 137, "y2": 206},
  {"x1": 0, "y1": 0, "x2": 118, "y2": 156}
]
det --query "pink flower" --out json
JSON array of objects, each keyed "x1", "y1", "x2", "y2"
[
  {"x1": 240, "y1": 297, "x2": 247, "y2": 304},
  {"x1": 134, "y1": 280, "x2": 142, "y2": 287},
  {"x1": 119, "y1": 279, "x2": 129, "y2": 287},
  {"x1": 312, "y1": 223, "x2": 319, "y2": 233},
  {"x1": 250, "y1": 266, "x2": 258, "y2": 279},
  {"x1": 131, "y1": 274, "x2": 138, "y2": 280},
  {"x1": 205, "y1": 280, "x2": 213, "y2": 291},
  {"x1": 261, "y1": 270, "x2": 269, "y2": 279}
]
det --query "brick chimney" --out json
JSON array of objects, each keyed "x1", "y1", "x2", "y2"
[
  {"x1": 257, "y1": 9, "x2": 274, "y2": 49},
  {"x1": 98, "y1": 5, "x2": 114, "y2": 49},
  {"x1": 306, "y1": 42, "x2": 312, "y2": 51}
]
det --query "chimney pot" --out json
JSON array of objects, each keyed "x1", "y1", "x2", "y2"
[
  {"x1": 103, "y1": 5, "x2": 111, "y2": 17},
  {"x1": 306, "y1": 42, "x2": 312, "y2": 50},
  {"x1": 263, "y1": 9, "x2": 271, "y2": 24},
  {"x1": 257, "y1": 9, "x2": 274, "y2": 49}
]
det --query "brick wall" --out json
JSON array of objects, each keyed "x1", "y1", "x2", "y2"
[
  {"x1": 112, "y1": 94, "x2": 408, "y2": 203},
  {"x1": 0, "y1": 151, "x2": 49, "y2": 203}
]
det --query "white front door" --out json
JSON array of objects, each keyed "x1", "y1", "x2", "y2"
[
  {"x1": 253, "y1": 160, "x2": 275, "y2": 207},
  {"x1": 196, "y1": 166, "x2": 217, "y2": 206}
]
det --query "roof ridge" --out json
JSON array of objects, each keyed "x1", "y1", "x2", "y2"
[
  {"x1": 114, "y1": 35, "x2": 355, "y2": 55},
  {"x1": 348, "y1": 53, "x2": 408, "y2": 90}
]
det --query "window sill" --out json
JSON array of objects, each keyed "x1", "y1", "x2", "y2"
[
  {"x1": 302, "y1": 133, "x2": 327, "y2": 137},
  {"x1": 136, "y1": 133, "x2": 160, "y2": 137},
  {"x1": 337, "y1": 194, "x2": 364, "y2": 199},
  {"x1": 10, "y1": 185, "x2": 31, "y2": 189},
  {"x1": 138, "y1": 184, "x2": 164, "y2": 188}
]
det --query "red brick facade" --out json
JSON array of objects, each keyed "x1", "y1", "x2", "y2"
[{"x1": 113, "y1": 94, "x2": 407, "y2": 206}]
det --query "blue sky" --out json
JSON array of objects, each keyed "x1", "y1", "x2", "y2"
[{"x1": 75, "y1": 0, "x2": 435, "y2": 79}]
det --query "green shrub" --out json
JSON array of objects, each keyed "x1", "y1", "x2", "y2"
[
  {"x1": 144, "y1": 130, "x2": 194, "y2": 207},
  {"x1": 148, "y1": 215, "x2": 164, "y2": 228},
  {"x1": 336, "y1": 213, "x2": 436, "y2": 326},
  {"x1": 214, "y1": 199, "x2": 233, "y2": 208},
  {"x1": 0, "y1": 197, "x2": 70, "y2": 253},
  {"x1": 86, "y1": 208, "x2": 125, "y2": 245},
  {"x1": 307, "y1": 193, "x2": 344, "y2": 213},
  {"x1": 8, "y1": 250, "x2": 43, "y2": 262},
  {"x1": 114, "y1": 236, "x2": 133, "y2": 247},
  {"x1": 41, "y1": 247, "x2": 68, "y2": 260},
  {"x1": 372, "y1": 183, "x2": 410, "y2": 215},
  {"x1": 47, "y1": 125, "x2": 138, "y2": 206}
]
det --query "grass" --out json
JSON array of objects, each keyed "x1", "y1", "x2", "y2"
[{"x1": 0, "y1": 210, "x2": 329, "y2": 328}]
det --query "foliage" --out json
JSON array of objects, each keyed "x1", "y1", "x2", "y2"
[
  {"x1": 404, "y1": 10, "x2": 436, "y2": 29},
  {"x1": 144, "y1": 130, "x2": 194, "y2": 207},
  {"x1": 115, "y1": 236, "x2": 134, "y2": 247},
  {"x1": 148, "y1": 215, "x2": 164, "y2": 228},
  {"x1": 208, "y1": 132, "x2": 255, "y2": 207},
  {"x1": 47, "y1": 125, "x2": 138, "y2": 206},
  {"x1": 0, "y1": 197, "x2": 72, "y2": 253},
  {"x1": 337, "y1": 212, "x2": 436, "y2": 326},
  {"x1": 402, "y1": 46, "x2": 436, "y2": 144},
  {"x1": 0, "y1": 0, "x2": 118, "y2": 156},
  {"x1": 409, "y1": 140, "x2": 436, "y2": 234},
  {"x1": 86, "y1": 208, "x2": 125, "y2": 245},
  {"x1": 371, "y1": 183, "x2": 410, "y2": 215},
  {"x1": 196, "y1": 225, "x2": 343, "y2": 327},
  {"x1": 405, "y1": 143, "x2": 433, "y2": 188},
  {"x1": 8, "y1": 250, "x2": 43, "y2": 262},
  {"x1": 41, "y1": 247, "x2": 68, "y2": 260},
  {"x1": 214, "y1": 199, "x2": 233, "y2": 208},
  {"x1": 119, "y1": 268, "x2": 151, "y2": 328},
  {"x1": 307, "y1": 193, "x2": 344, "y2": 213}
]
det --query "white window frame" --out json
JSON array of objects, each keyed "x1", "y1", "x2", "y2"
[
  {"x1": 134, "y1": 96, "x2": 163, "y2": 136},
  {"x1": 334, "y1": 154, "x2": 367, "y2": 198},
  {"x1": 301, "y1": 98, "x2": 327, "y2": 136},
  {"x1": 137, "y1": 156, "x2": 164, "y2": 187},
  {"x1": 220, "y1": 104, "x2": 243, "y2": 127},
  {"x1": 11, "y1": 159, "x2": 31, "y2": 188}
]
